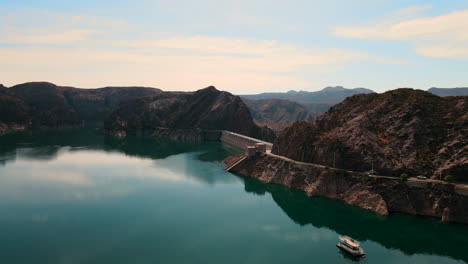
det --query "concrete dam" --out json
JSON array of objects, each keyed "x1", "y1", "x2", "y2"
[{"x1": 219, "y1": 130, "x2": 273, "y2": 151}]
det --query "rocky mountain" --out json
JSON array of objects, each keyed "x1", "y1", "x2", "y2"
[
  {"x1": 105, "y1": 86, "x2": 276, "y2": 142},
  {"x1": 428, "y1": 87, "x2": 468, "y2": 97},
  {"x1": 0, "y1": 82, "x2": 161, "y2": 135},
  {"x1": 0, "y1": 88, "x2": 30, "y2": 135},
  {"x1": 272, "y1": 88, "x2": 467, "y2": 181},
  {"x1": 242, "y1": 98, "x2": 317, "y2": 132},
  {"x1": 242, "y1": 86, "x2": 375, "y2": 113}
]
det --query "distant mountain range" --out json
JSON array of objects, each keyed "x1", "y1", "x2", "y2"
[
  {"x1": 242, "y1": 86, "x2": 376, "y2": 113},
  {"x1": 0, "y1": 82, "x2": 275, "y2": 141},
  {"x1": 242, "y1": 98, "x2": 318, "y2": 132},
  {"x1": 1, "y1": 82, "x2": 467, "y2": 137},
  {"x1": 241, "y1": 87, "x2": 468, "y2": 132},
  {"x1": 428, "y1": 87, "x2": 468, "y2": 97},
  {"x1": 240, "y1": 86, "x2": 375, "y2": 132}
]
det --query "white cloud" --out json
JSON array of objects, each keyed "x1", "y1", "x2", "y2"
[
  {"x1": 4, "y1": 168, "x2": 93, "y2": 187},
  {"x1": 334, "y1": 8, "x2": 468, "y2": 59},
  {"x1": 415, "y1": 44, "x2": 468, "y2": 59},
  {"x1": 0, "y1": 9, "x2": 405, "y2": 92},
  {"x1": 394, "y1": 4, "x2": 433, "y2": 18},
  {"x1": 0, "y1": 8, "x2": 130, "y2": 45},
  {"x1": 0, "y1": 36, "x2": 403, "y2": 92},
  {"x1": 3, "y1": 29, "x2": 98, "y2": 44}
]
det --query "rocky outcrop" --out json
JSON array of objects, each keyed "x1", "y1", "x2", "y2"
[
  {"x1": 225, "y1": 153, "x2": 468, "y2": 224},
  {"x1": 273, "y1": 89, "x2": 467, "y2": 181},
  {"x1": 242, "y1": 98, "x2": 317, "y2": 132},
  {"x1": 105, "y1": 86, "x2": 276, "y2": 141}
]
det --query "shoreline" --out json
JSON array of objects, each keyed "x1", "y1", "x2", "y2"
[{"x1": 223, "y1": 152, "x2": 468, "y2": 224}]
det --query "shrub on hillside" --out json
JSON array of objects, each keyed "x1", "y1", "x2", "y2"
[
  {"x1": 400, "y1": 173, "x2": 409, "y2": 181},
  {"x1": 444, "y1": 175, "x2": 454, "y2": 183}
]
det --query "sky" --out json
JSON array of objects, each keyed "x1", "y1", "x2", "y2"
[{"x1": 0, "y1": 0, "x2": 467, "y2": 94}]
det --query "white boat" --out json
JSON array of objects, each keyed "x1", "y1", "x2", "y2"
[{"x1": 336, "y1": 236, "x2": 366, "y2": 258}]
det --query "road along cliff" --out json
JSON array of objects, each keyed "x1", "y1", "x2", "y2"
[
  {"x1": 224, "y1": 153, "x2": 468, "y2": 224},
  {"x1": 272, "y1": 89, "x2": 467, "y2": 181}
]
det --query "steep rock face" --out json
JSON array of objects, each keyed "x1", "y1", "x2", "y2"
[
  {"x1": 105, "y1": 86, "x2": 276, "y2": 141},
  {"x1": 273, "y1": 89, "x2": 467, "y2": 180},
  {"x1": 226, "y1": 153, "x2": 468, "y2": 224},
  {"x1": 242, "y1": 98, "x2": 317, "y2": 132},
  {"x1": 0, "y1": 82, "x2": 161, "y2": 133}
]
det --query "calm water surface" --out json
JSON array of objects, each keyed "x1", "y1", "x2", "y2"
[{"x1": 0, "y1": 128, "x2": 467, "y2": 264}]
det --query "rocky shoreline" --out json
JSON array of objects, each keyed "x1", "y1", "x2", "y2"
[
  {"x1": 106, "y1": 127, "x2": 222, "y2": 141},
  {"x1": 0, "y1": 123, "x2": 26, "y2": 136},
  {"x1": 224, "y1": 153, "x2": 468, "y2": 224}
]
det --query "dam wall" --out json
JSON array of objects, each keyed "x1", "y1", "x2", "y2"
[{"x1": 220, "y1": 130, "x2": 273, "y2": 151}]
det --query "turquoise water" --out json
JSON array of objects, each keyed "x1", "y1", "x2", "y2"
[{"x1": 0, "y1": 128, "x2": 467, "y2": 264}]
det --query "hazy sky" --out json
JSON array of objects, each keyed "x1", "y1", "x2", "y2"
[{"x1": 1, "y1": 0, "x2": 467, "y2": 94}]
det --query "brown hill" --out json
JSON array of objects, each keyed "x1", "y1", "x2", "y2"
[
  {"x1": 9, "y1": 82, "x2": 82, "y2": 128},
  {"x1": 105, "y1": 86, "x2": 276, "y2": 141},
  {"x1": 242, "y1": 98, "x2": 317, "y2": 132},
  {"x1": 0, "y1": 88, "x2": 30, "y2": 134},
  {"x1": 272, "y1": 89, "x2": 467, "y2": 180},
  {"x1": 0, "y1": 82, "x2": 161, "y2": 134}
]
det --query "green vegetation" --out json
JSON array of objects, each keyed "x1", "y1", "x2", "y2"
[
  {"x1": 400, "y1": 173, "x2": 409, "y2": 181},
  {"x1": 444, "y1": 175, "x2": 454, "y2": 183}
]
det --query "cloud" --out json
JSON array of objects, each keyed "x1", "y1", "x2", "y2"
[
  {"x1": 0, "y1": 8, "x2": 405, "y2": 92},
  {"x1": 2, "y1": 29, "x2": 98, "y2": 45},
  {"x1": 334, "y1": 8, "x2": 468, "y2": 59},
  {"x1": 394, "y1": 4, "x2": 433, "y2": 18},
  {"x1": 0, "y1": 8, "x2": 130, "y2": 45},
  {"x1": 5, "y1": 168, "x2": 94, "y2": 186},
  {"x1": 415, "y1": 45, "x2": 468, "y2": 59},
  {"x1": 0, "y1": 33, "x2": 403, "y2": 92}
]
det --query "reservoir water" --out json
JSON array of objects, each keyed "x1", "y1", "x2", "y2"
[{"x1": 0, "y1": 128, "x2": 467, "y2": 264}]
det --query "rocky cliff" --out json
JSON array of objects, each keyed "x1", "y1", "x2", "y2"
[
  {"x1": 105, "y1": 86, "x2": 276, "y2": 141},
  {"x1": 242, "y1": 98, "x2": 317, "y2": 132},
  {"x1": 226, "y1": 153, "x2": 468, "y2": 224},
  {"x1": 0, "y1": 82, "x2": 161, "y2": 135},
  {"x1": 273, "y1": 89, "x2": 467, "y2": 181}
]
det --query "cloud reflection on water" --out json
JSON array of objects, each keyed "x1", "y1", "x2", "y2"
[{"x1": 0, "y1": 147, "x2": 238, "y2": 202}]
